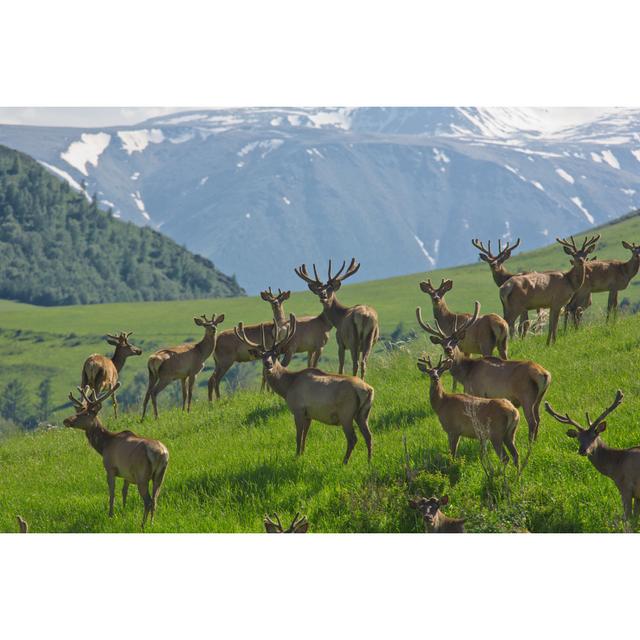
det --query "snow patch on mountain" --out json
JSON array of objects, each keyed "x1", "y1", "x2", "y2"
[
  {"x1": 131, "y1": 191, "x2": 151, "y2": 221},
  {"x1": 39, "y1": 160, "x2": 85, "y2": 193},
  {"x1": 570, "y1": 196, "x2": 594, "y2": 224},
  {"x1": 169, "y1": 131, "x2": 195, "y2": 144},
  {"x1": 60, "y1": 132, "x2": 111, "y2": 176},
  {"x1": 414, "y1": 234, "x2": 436, "y2": 266},
  {"x1": 631, "y1": 149, "x2": 640, "y2": 163},
  {"x1": 601, "y1": 150, "x2": 620, "y2": 169},
  {"x1": 118, "y1": 129, "x2": 165, "y2": 155},
  {"x1": 555, "y1": 168, "x2": 575, "y2": 184},
  {"x1": 238, "y1": 139, "x2": 284, "y2": 158}
]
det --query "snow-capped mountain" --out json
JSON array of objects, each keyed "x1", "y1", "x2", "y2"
[{"x1": 2, "y1": 107, "x2": 640, "y2": 292}]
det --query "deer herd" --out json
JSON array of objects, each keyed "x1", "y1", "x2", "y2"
[{"x1": 25, "y1": 235, "x2": 640, "y2": 533}]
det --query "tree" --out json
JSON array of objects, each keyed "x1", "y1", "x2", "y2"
[
  {"x1": 38, "y1": 378, "x2": 52, "y2": 422},
  {"x1": 1, "y1": 380, "x2": 33, "y2": 428}
]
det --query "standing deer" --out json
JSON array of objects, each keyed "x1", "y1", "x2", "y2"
[
  {"x1": 417, "y1": 301, "x2": 551, "y2": 440},
  {"x1": 260, "y1": 286, "x2": 333, "y2": 368},
  {"x1": 419, "y1": 278, "x2": 509, "y2": 359},
  {"x1": 81, "y1": 331, "x2": 142, "y2": 418},
  {"x1": 409, "y1": 495, "x2": 465, "y2": 533},
  {"x1": 263, "y1": 512, "x2": 309, "y2": 533},
  {"x1": 417, "y1": 354, "x2": 520, "y2": 466},
  {"x1": 234, "y1": 314, "x2": 374, "y2": 464},
  {"x1": 294, "y1": 258, "x2": 379, "y2": 380},
  {"x1": 65, "y1": 383, "x2": 169, "y2": 528},
  {"x1": 499, "y1": 235, "x2": 599, "y2": 345},
  {"x1": 545, "y1": 390, "x2": 640, "y2": 522},
  {"x1": 142, "y1": 313, "x2": 224, "y2": 419},
  {"x1": 564, "y1": 240, "x2": 640, "y2": 328}
]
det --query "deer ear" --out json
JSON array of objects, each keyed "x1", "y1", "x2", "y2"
[
  {"x1": 264, "y1": 522, "x2": 281, "y2": 533},
  {"x1": 595, "y1": 422, "x2": 607, "y2": 434},
  {"x1": 281, "y1": 291, "x2": 291, "y2": 300},
  {"x1": 332, "y1": 281, "x2": 342, "y2": 291},
  {"x1": 106, "y1": 337, "x2": 119, "y2": 346},
  {"x1": 260, "y1": 291, "x2": 270, "y2": 301},
  {"x1": 429, "y1": 336, "x2": 441, "y2": 345},
  {"x1": 248, "y1": 348, "x2": 261, "y2": 359},
  {"x1": 416, "y1": 361, "x2": 428, "y2": 374},
  {"x1": 193, "y1": 317, "x2": 204, "y2": 326},
  {"x1": 408, "y1": 498, "x2": 419, "y2": 509},
  {"x1": 566, "y1": 429, "x2": 579, "y2": 438},
  {"x1": 456, "y1": 330, "x2": 467, "y2": 341},
  {"x1": 216, "y1": 314, "x2": 225, "y2": 324},
  {"x1": 294, "y1": 522, "x2": 309, "y2": 533},
  {"x1": 442, "y1": 280, "x2": 453, "y2": 292},
  {"x1": 419, "y1": 281, "x2": 431, "y2": 293},
  {"x1": 439, "y1": 495, "x2": 449, "y2": 506},
  {"x1": 563, "y1": 247, "x2": 573, "y2": 256},
  {"x1": 622, "y1": 241, "x2": 632, "y2": 250},
  {"x1": 478, "y1": 254, "x2": 491, "y2": 263}
]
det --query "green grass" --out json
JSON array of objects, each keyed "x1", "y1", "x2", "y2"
[{"x1": 1, "y1": 212, "x2": 640, "y2": 532}]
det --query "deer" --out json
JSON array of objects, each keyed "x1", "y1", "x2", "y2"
[
  {"x1": 294, "y1": 258, "x2": 379, "y2": 380},
  {"x1": 419, "y1": 278, "x2": 509, "y2": 359},
  {"x1": 234, "y1": 314, "x2": 374, "y2": 464},
  {"x1": 545, "y1": 390, "x2": 640, "y2": 522},
  {"x1": 142, "y1": 313, "x2": 224, "y2": 419},
  {"x1": 65, "y1": 383, "x2": 169, "y2": 529},
  {"x1": 564, "y1": 240, "x2": 640, "y2": 328},
  {"x1": 263, "y1": 512, "x2": 309, "y2": 533},
  {"x1": 16, "y1": 516, "x2": 28, "y2": 533},
  {"x1": 260, "y1": 286, "x2": 333, "y2": 369},
  {"x1": 499, "y1": 235, "x2": 599, "y2": 345},
  {"x1": 81, "y1": 331, "x2": 142, "y2": 418},
  {"x1": 417, "y1": 301, "x2": 551, "y2": 440},
  {"x1": 417, "y1": 354, "x2": 520, "y2": 466},
  {"x1": 409, "y1": 495, "x2": 465, "y2": 533}
]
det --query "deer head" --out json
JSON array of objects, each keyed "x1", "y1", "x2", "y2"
[
  {"x1": 416, "y1": 353, "x2": 453, "y2": 381},
  {"x1": 419, "y1": 278, "x2": 453, "y2": 302},
  {"x1": 193, "y1": 313, "x2": 225, "y2": 335},
  {"x1": 622, "y1": 240, "x2": 640, "y2": 257},
  {"x1": 260, "y1": 287, "x2": 291, "y2": 307},
  {"x1": 472, "y1": 238, "x2": 520, "y2": 266},
  {"x1": 416, "y1": 301, "x2": 480, "y2": 357},
  {"x1": 105, "y1": 331, "x2": 143, "y2": 357},
  {"x1": 294, "y1": 258, "x2": 360, "y2": 304},
  {"x1": 556, "y1": 235, "x2": 600, "y2": 263},
  {"x1": 234, "y1": 314, "x2": 297, "y2": 371},
  {"x1": 545, "y1": 390, "x2": 624, "y2": 456},
  {"x1": 409, "y1": 495, "x2": 449, "y2": 527},
  {"x1": 263, "y1": 512, "x2": 309, "y2": 533},
  {"x1": 63, "y1": 383, "x2": 120, "y2": 430}
]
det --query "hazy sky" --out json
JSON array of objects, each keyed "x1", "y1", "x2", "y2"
[{"x1": 0, "y1": 107, "x2": 191, "y2": 127}]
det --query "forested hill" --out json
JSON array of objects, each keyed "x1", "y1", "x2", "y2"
[{"x1": 0, "y1": 145, "x2": 244, "y2": 305}]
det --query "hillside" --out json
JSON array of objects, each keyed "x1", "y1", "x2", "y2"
[
  {"x1": 0, "y1": 145, "x2": 244, "y2": 305},
  {"x1": 2, "y1": 108, "x2": 640, "y2": 292}
]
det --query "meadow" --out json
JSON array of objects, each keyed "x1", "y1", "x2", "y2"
[{"x1": 1, "y1": 213, "x2": 640, "y2": 532}]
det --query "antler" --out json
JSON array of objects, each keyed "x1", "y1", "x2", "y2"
[
  {"x1": 472, "y1": 238, "x2": 520, "y2": 262},
  {"x1": 286, "y1": 512, "x2": 309, "y2": 533},
  {"x1": 544, "y1": 401, "x2": 584, "y2": 430},
  {"x1": 234, "y1": 322, "x2": 264, "y2": 349},
  {"x1": 587, "y1": 389, "x2": 624, "y2": 428},
  {"x1": 557, "y1": 235, "x2": 600, "y2": 256},
  {"x1": 273, "y1": 314, "x2": 297, "y2": 352},
  {"x1": 416, "y1": 307, "x2": 447, "y2": 338},
  {"x1": 294, "y1": 263, "x2": 323, "y2": 286},
  {"x1": 329, "y1": 257, "x2": 360, "y2": 284},
  {"x1": 263, "y1": 513, "x2": 284, "y2": 532},
  {"x1": 453, "y1": 301, "x2": 480, "y2": 336}
]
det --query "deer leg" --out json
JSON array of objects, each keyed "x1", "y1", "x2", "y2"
[
  {"x1": 504, "y1": 434, "x2": 519, "y2": 469},
  {"x1": 350, "y1": 345, "x2": 359, "y2": 377},
  {"x1": 621, "y1": 490, "x2": 633, "y2": 522},
  {"x1": 112, "y1": 393, "x2": 118, "y2": 419},
  {"x1": 523, "y1": 404, "x2": 538, "y2": 442},
  {"x1": 151, "y1": 378, "x2": 172, "y2": 419},
  {"x1": 137, "y1": 482, "x2": 153, "y2": 529},
  {"x1": 122, "y1": 480, "x2": 129, "y2": 508},
  {"x1": 491, "y1": 436, "x2": 508, "y2": 464},
  {"x1": 299, "y1": 415, "x2": 312, "y2": 454},
  {"x1": 355, "y1": 413, "x2": 373, "y2": 462},
  {"x1": 151, "y1": 465, "x2": 168, "y2": 524},
  {"x1": 141, "y1": 377, "x2": 157, "y2": 421},
  {"x1": 293, "y1": 413, "x2": 307, "y2": 456},
  {"x1": 310, "y1": 349, "x2": 322, "y2": 368},
  {"x1": 546, "y1": 307, "x2": 561, "y2": 346},
  {"x1": 209, "y1": 362, "x2": 231, "y2": 401},
  {"x1": 181, "y1": 379, "x2": 187, "y2": 411},
  {"x1": 107, "y1": 471, "x2": 116, "y2": 517},
  {"x1": 448, "y1": 433, "x2": 460, "y2": 459},
  {"x1": 341, "y1": 421, "x2": 358, "y2": 465},
  {"x1": 607, "y1": 290, "x2": 619, "y2": 321},
  {"x1": 187, "y1": 375, "x2": 196, "y2": 412},
  {"x1": 337, "y1": 342, "x2": 346, "y2": 374}
]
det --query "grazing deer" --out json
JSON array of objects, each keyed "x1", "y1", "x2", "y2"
[
  {"x1": 545, "y1": 391, "x2": 640, "y2": 522},
  {"x1": 263, "y1": 512, "x2": 309, "y2": 533},
  {"x1": 499, "y1": 235, "x2": 599, "y2": 345},
  {"x1": 65, "y1": 384, "x2": 169, "y2": 528},
  {"x1": 142, "y1": 313, "x2": 224, "y2": 419},
  {"x1": 16, "y1": 516, "x2": 28, "y2": 533},
  {"x1": 409, "y1": 495, "x2": 465, "y2": 533},
  {"x1": 294, "y1": 258, "x2": 379, "y2": 380},
  {"x1": 234, "y1": 314, "x2": 374, "y2": 464},
  {"x1": 417, "y1": 355, "x2": 520, "y2": 466},
  {"x1": 417, "y1": 301, "x2": 551, "y2": 440},
  {"x1": 564, "y1": 240, "x2": 640, "y2": 328},
  {"x1": 419, "y1": 278, "x2": 509, "y2": 359},
  {"x1": 81, "y1": 331, "x2": 142, "y2": 418}
]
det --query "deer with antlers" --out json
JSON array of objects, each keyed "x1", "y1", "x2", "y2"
[
  {"x1": 142, "y1": 313, "x2": 224, "y2": 419},
  {"x1": 81, "y1": 331, "x2": 142, "y2": 418},
  {"x1": 499, "y1": 235, "x2": 599, "y2": 345},
  {"x1": 16, "y1": 516, "x2": 28, "y2": 533},
  {"x1": 260, "y1": 286, "x2": 333, "y2": 370},
  {"x1": 65, "y1": 383, "x2": 169, "y2": 528},
  {"x1": 417, "y1": 355, "x2": 520, "y2": 466},
  {"x1": 294, "y1": 258, "x2": 379, "y2": 380},
  {"x1": 234, "y1": 314, "x2": 374, "y2": 464},
  {"x1": 419, "y1": 278, "x2": 509, "y2": 359},
  {"x1": 263, "y1": 512, "x2": 309, "y2": 533},
  {"x1": 564, "y1": 240, "x2": 640, "y2": 329},
  {"x1": 545, "y1": 390, "x2": 640, "y2": 522},
  {"x1": 417, "y1": 301, "x2": 551, "y2": 440},
  {"x1": 409, "y1": 495, "x2": 465, "y2": 533}
]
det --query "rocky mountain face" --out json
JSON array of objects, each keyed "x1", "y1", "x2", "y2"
[{"x1": 2, "y1": 107, "x2": 639, "y2": 292}]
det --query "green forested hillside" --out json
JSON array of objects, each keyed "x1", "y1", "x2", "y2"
[{"x1": 0, "y1": 145, "x2": 244, "y2": 305}]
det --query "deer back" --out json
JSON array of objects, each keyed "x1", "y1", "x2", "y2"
[
  {"x1": 102, "y1": 431, "x2": 169, "y2": 483},
  {"x1": 82, "y1": 354, "x2": 118, "y2": 390}
]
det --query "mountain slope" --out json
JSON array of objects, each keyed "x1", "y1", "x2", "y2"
[
  {"x1": 0, "y1": 145, "x2": 244, "y2": 305},
  {"x1": 2, "y1": 107, "x2": 640, "y2": 292}
]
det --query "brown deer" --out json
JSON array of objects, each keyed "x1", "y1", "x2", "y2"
[
  {"x1": 263, "y1": 512, "x2": 309, "y2": 533},
  {"x1": 417, "y1": 355, "x2": 520, "y2": 466},
  {"x1": 417, "y1": 301, "x2": 551, "y2": 440},
  {"x1": 499, "y1": 235, "x2": 599, "y2": 345},
  {"x1": 419, "y1": 278, "x2": 509, "y2": 359},
  {"x1": 545, "y1": 391, "x2": 640, "y2": 522},
  {"x1": 65, "y1": 383, "x2": 169, "y2": 528},
  {"x1": 294, "y1": 258, "x2": 379, "y2": 380},
  {"x1": 81, "y1": 331, "x2": 142, "y2": 418},
  {"x1": 16, "y1": 516, "x2": 28, "y2": 533},
  {"x1": 564, "y1": 240, "x2": 640, "y2": 328},
  {"x1": 234, "y1": 314, "x2": 374, "y2": 464},
  {"x1": 261, "y1": 287, "x2": 333, "y2": 369},
  {"x1": 409, "y1": 495, "x2": 465, "y2": 533},
  {"x1": 142, "y1": 314, "x2": 224, "y2": 419}
]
